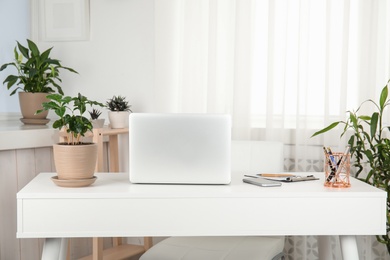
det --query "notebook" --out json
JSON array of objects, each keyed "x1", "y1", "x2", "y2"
[{"x1": 129, "y1": 113, "x2": 231, "y2": 184}]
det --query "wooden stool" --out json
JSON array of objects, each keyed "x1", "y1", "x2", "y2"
[
  {"x1": 92, "y1": 127, "x2": 129, "y2": 172},
  {"x1": 61, "y1": 126, "x2": 152, "y2": 259}
]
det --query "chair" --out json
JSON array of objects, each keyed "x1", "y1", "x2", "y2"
[{"x1": 140, "y1": 140, "x2": 285, "y2": 260}]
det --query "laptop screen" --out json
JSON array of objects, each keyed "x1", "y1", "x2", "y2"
[{"x1": 129, "y1": 113, "x2": 231, "y2": 184}]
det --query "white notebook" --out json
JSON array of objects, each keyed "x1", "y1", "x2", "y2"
[{"x1": 129, "y1": 113, "x2": 231, "y2": 184}]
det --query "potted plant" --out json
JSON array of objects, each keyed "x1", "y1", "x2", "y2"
[
  {"x1": 0, "y1": 39, "x2": 77, "y2": 124},
  {"x1": 106, "y1": 95, "x2": 132, "y2": 129},
  {"x1": 311, "y1": 79, "x2": 390, "y2": 254},
  {"x1": 89, "y1": 108, "x2": 105, "y2": 128},
  {"x1": 37, "y1": 93, "x2": 104, "y2": 187}
]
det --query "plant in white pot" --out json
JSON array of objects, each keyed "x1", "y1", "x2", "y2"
[
  {"x1": 37, "y1": 93, "x2": 104, "y2": 187},
  {"x1": 89, "y1": 108, "x2": 105, "y2": 128},
  {"x1": 0, "y1": 39, "x2": 77, "y2": 125},
  {"x1": 106, "y1": 95, "x2": 132, "y2": 129}
]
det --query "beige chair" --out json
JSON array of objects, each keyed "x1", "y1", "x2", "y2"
[{"x1": 140, "y1": 140, "x2": 285, "y2": 260}]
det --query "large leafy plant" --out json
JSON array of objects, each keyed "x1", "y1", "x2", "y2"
[
  {"x1": 312, "y1": 79, "x2": 390, "y2": 253},
  {"x1": 38, "y1": 93, "x2": 104, "y2": 145},
  {"x1": 0, "y1": 39, "x2": 77, "y2": 95}
]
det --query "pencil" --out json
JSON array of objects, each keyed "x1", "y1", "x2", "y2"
[{"x1": 257, "y1": 173, "x2": 295, "y2": 177}]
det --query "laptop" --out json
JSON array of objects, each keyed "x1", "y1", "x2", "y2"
[{"x1": 129, "y1": 113, "x2": 231, "y2": 184}]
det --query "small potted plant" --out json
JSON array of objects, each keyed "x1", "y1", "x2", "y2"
[
  {"x1": 0, "y1": 39, "x2": 78, "y2": 124},
  {"x1": 89, "y1": 108, "x2": 105, "y2": 128},
  {"x1": 37, "y1": 93, "x2": 104, "y2": 187},
  {"x1": 106, "y1": 95, "x2": 132, "y2": 129}
]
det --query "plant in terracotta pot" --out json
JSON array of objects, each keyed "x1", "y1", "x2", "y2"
[
  {"x1": 37, "y1": 93, "x2": 104, "y2": 187},
  {"x1": 89, "y1": 108, "x2": 105, "y2": 128},
  {"x1": 311, "y1": 79, "x2": 390, "y2": 254},
  {"x1": 0, "y1": 39, "x2": 77, "y2": 125},
  {"x1": 106, "y1": 95, "x2": 132, "y2": 129}
]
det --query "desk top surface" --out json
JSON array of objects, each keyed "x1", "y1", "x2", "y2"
[
  {"x1": 18, "y1": 172, "x2": 386, "y2": 199},
  {"x1": 17, "y1": 172, "x2": 387, "y2": 237}
]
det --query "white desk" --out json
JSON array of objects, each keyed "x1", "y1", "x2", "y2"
[{"x1": 17, "y1": 172, "x2": 386, "y2": 260}]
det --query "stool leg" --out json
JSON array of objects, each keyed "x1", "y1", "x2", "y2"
[
  {"x1": 113, "y1": 237, "x2": 122, "y2": 246},
  {"x1": 92, "y1": 237, "x2": 103, "y2": 260},
  {"x1": 108, "y1": 135, "x2": 119, "y2": 172},
  {"x1": 66, "y1": 239, "x2": 71, "y2": 260},
  {"x1": 93, "y1": 129, "x2": 104, "y2": 172},
  {"x1": 144, "y1": 237, "x2": 153, "y2": 250}
]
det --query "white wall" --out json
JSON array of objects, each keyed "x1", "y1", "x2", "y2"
[
  {"x1": 0, "y1": 0, "x2": 30, "y2": 115},
  {"x1": 32, "y1": 0, "x2": 155, "y2": 120}
]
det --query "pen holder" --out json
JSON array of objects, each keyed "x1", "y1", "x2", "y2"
[{"x1": 324, "y1": 152, "x2": 351, "y2": 188}]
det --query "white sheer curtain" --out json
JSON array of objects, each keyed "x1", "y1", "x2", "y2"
[{"x1": 153, "y1": 0, "x2": 390, "y2": 259}]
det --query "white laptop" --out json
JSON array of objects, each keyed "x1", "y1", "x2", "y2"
[{"x1": 129, "y1": 113, "x2": 231, "y2": 184}]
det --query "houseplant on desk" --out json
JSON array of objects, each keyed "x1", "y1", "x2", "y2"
[
  {"x1": 0, "y1": 39, "x2": 77, "y2": 124},
  {"x1": 106, "y1": 95, "x2": 132, "y2": 129},
  {"x1": 37, "y1": 93, "x2": 104, "y2": 187},
  {"x1": 311, "y1": 79, "x2": 390, "y2": 254}
]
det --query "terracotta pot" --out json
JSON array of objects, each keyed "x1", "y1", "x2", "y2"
[
  {"x1": 53, "y1": 143, "x2": 98, "y2": 180},
  {"x1": 108, "y1": 111, "x2": 129, "y2": 129},
  {"x1": 18, "y1": 92, "x2": 49, "y2": 119}
]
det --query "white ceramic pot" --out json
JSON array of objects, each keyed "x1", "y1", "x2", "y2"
[
  {"x1": 108, "y1": 111, "x2": 130, "y2": 129},
  {"x1": 91, "y1": 118, "x2": 105, "y2": 128}
]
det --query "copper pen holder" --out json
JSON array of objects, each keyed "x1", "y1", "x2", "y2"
[{"x1": 324, "y1": 152, "x2": 351, "y2": 188}]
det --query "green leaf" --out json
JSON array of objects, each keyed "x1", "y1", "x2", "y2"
[
  {"x1": 42, "y1": 100, "x2": 58, "y2": 108},
  {"x1": 311, "y1": 122, "x2": 340, "y2": 137},
  {"x1": 348, "y1": 135, "x2": 355, "y2": 147},
  {"x1": 55, "y1": 106, "x2": 66, "y2": 118},
  {"x1": 358, "y1": 115, "x2": 371, "y2": 121},
  {"x1": 45, "y1": 93, "x2": 62, "y2": 102},
  {"x1": 0, "y1": 62, "x2": 17, "y2": 71},
  {"x1": 5, "y1": 76, "x2": 18, "y2": 89},
  {"x1": 51, "y1": 82, "x2": 64, "y2": 95},
  {"x1": 28, "y1": 68, "x2": 38, "y2": 78},
  {"x1": 16, "y1": 41, "x2": 29, "y2": 59},
  {"x1": 27, "y1": 39, "x2": 40, "y2": 57},
  {"x1": 370, "y1": 112, "x2": 379, "y2": 139},
  {"x1": 349, "y1": 113, "x2": 361, "y2": 130},
  {"x1": 62, "y1": 96, "x2": 73, "y2": 104},
  {"x1": 13, "y1": 47, "x2": 18, "y2": 60},
  {"x1": 40, "y1": 48, "x2": 52, "y2": 62},
  {"x1": 52, "y1": 119, "x2": 64, "y2": 130},
  {"x1": 3, "y1": 74, "x2": 18, "y2": 83},
  {"x1": 62, "y1": 66, "x2": 78, "y2": 74},
  {"x1": 379, "y1": 85, "x2": 388, "y2": 110},
  {"x1": 35, "y1": 109, "x2": 44, "y2": 115},
  {"x1": 10, "y1": 88, "x2": 20, "y2": 95}
]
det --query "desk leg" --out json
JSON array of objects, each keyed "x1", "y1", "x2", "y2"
[
  {"x1": 41, "y1": 238, "x2": 68, "y2": 260},
  {"x1": 318, "y1": 236, "x2": 333, "y2": 260},
  {"x1": 340, "y1": 235, "x2": 359, "y2": 260}
]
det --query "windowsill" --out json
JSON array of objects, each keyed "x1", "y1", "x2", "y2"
[{"x1": 0, "y1": 117, "x2": 58, "y2": 151}]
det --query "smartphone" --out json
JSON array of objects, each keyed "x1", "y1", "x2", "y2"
[{"x1": 243, "y1": 178, "x2": 282, "y2": 187}]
